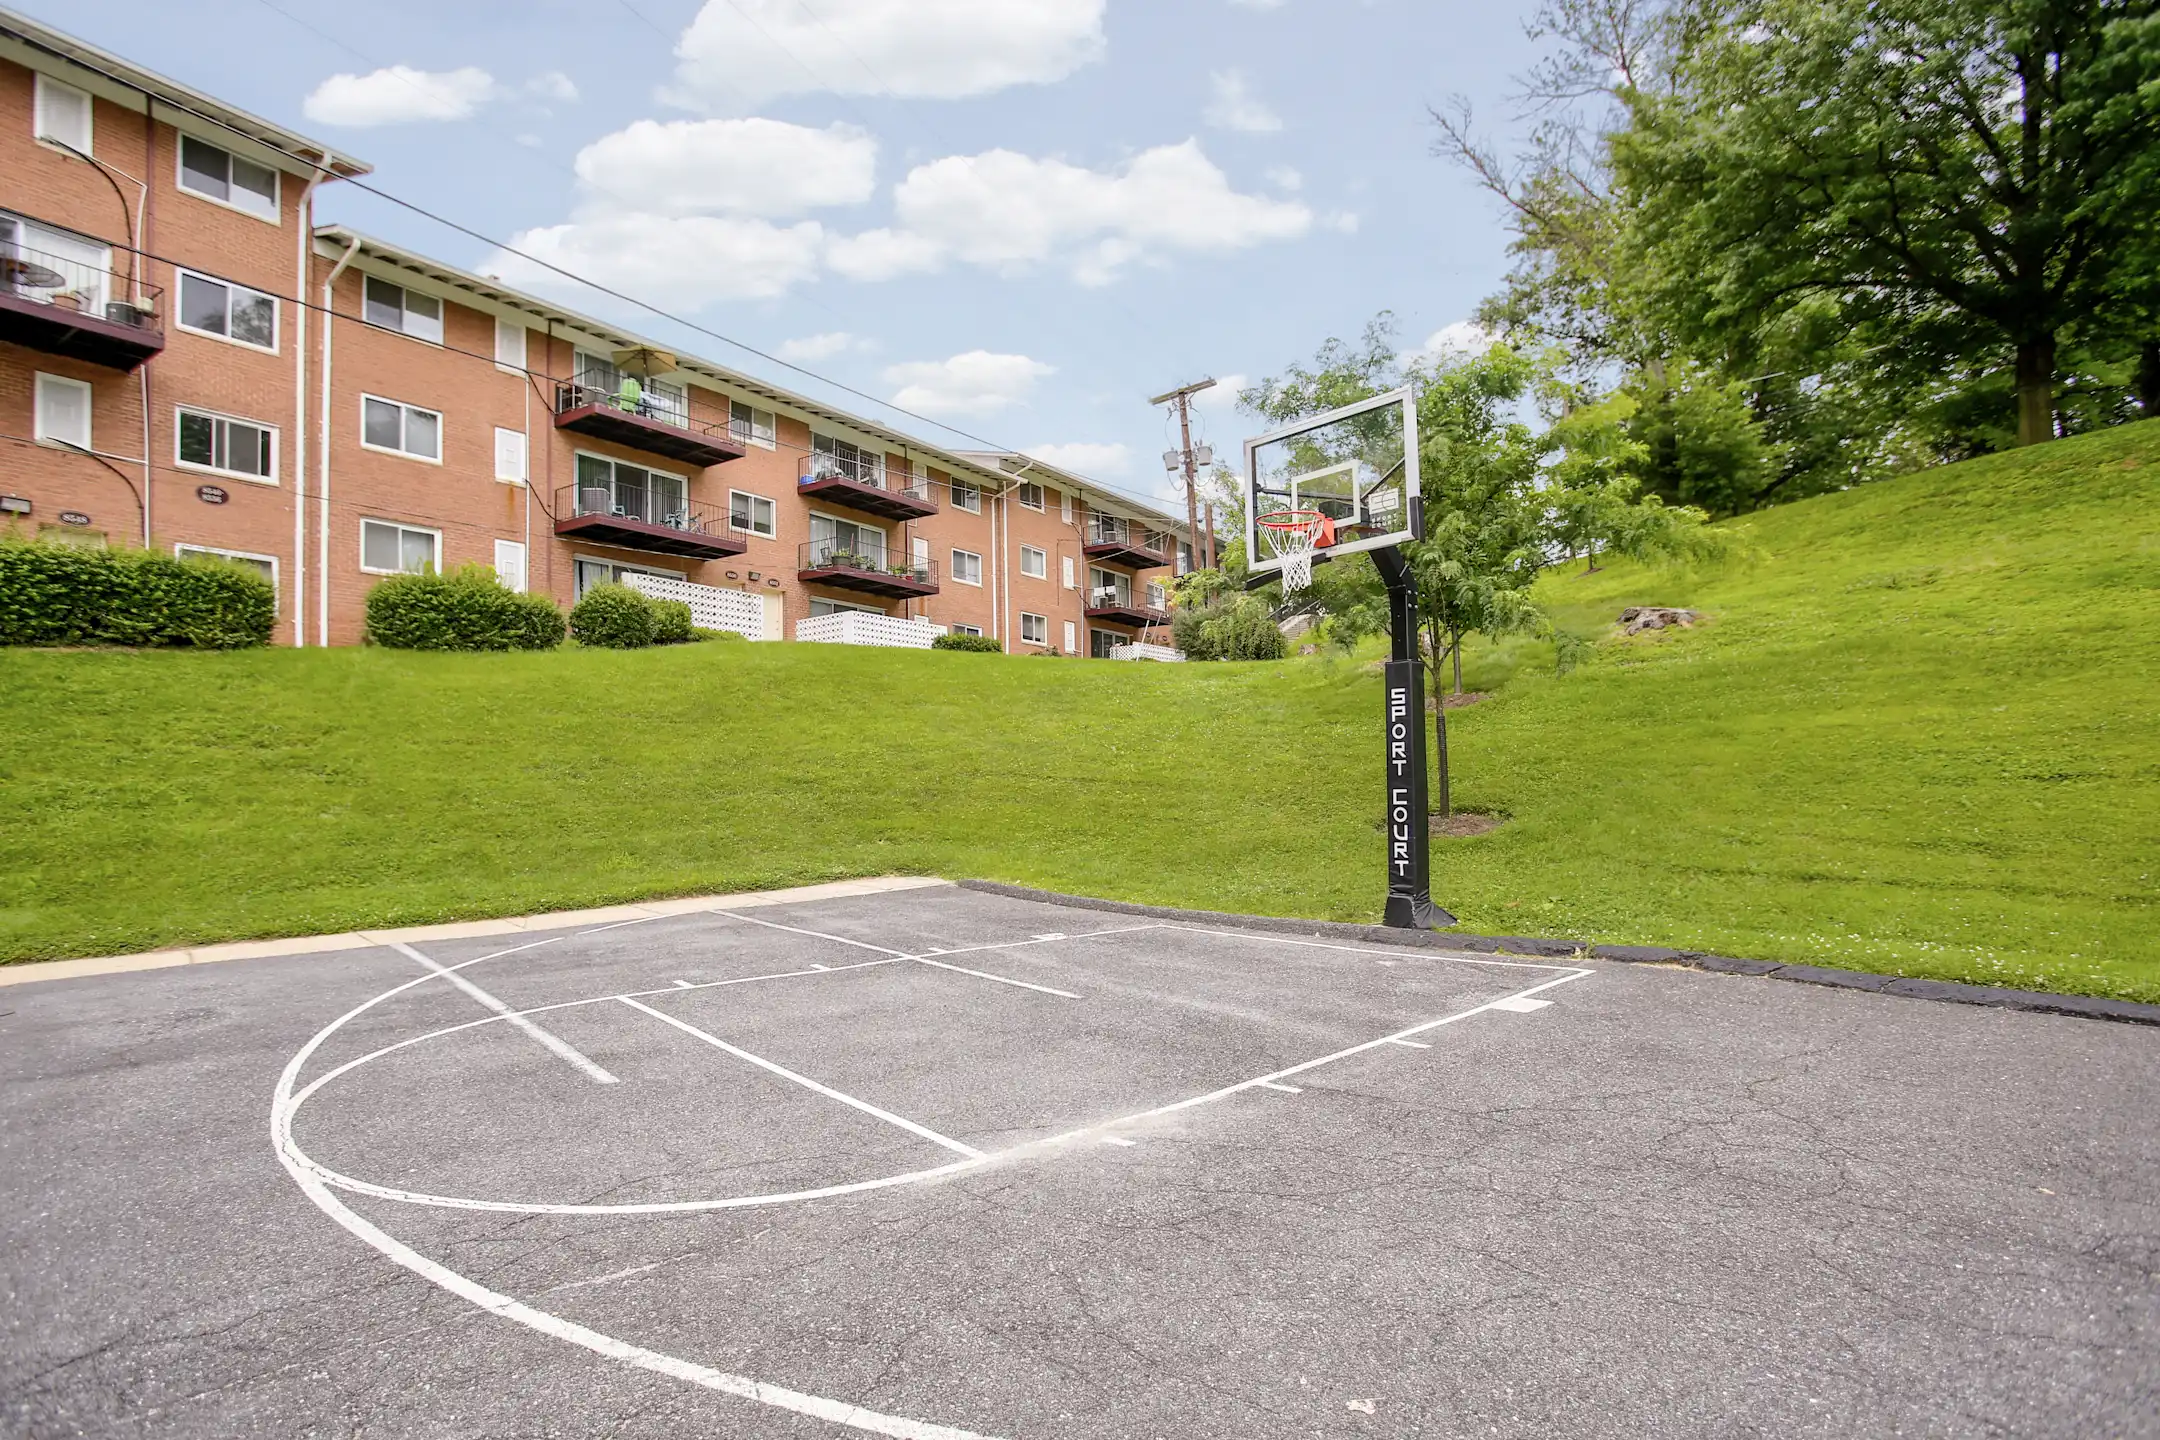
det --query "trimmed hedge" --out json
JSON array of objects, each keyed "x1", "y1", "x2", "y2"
[
  {"x1": 0, "y1": 536, "x2": 275, "y2": 648},
  {"x1": 651, "y1": 596, "x2": 694, "y2": 645},
  {"x1": 1172, "y1": 594, "x2": 1288, "y2": 661},
  {"x1": 364, "y1": 566, "x2": 565, "y2": 651},
  {"x1": 931, "y1": 632, "x2": 1002, "y2": 653},
  {"x1": 567, "y1": 583, "x2": 696, "y2": 649}
]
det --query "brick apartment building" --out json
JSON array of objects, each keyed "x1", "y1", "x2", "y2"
[{"x1": 0, "y1": 10, "x2": 1190, "y2": 656}]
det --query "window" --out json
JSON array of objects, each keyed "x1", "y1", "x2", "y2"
[
  {"x1": 34, "y1": 373, "x2": 91, "y2": 449},
  {"x1": 1061, "y1": 555, "x2": 1076, "y2": 589},
  {"x1": 362, "y1": 396, "x2": 442, "y2": 461},
  {"x1": 0, "y1": 212, "x2": 112, "y2": 311},
  {"x1": 176, "y1": 544, "x2": 276, "y2": 599},
  {"x1": 810, "y1": 597, "x2": 886, "y2": 618},
  {"x1": 730, "y1": 489, "x2": 776, "y2": 538},
  {"x1": 1059, "y1": 490, "x2": 1073, "y2": 523},
  {"x1": 1020, "y1": 611, "x2": 1048, "y2": 646},
  {"x1": 1019, "y1": 545, "x2": 1047, "y2": 579},
  {"x1": 494, "y1": 318, "x2": 526, "y2": 373},
  {"x1": 1090, "y1": 567, "x2": 1131, "y2": 606},
  {"x1": 363, "y1": 276, "x2": 443, "y2": 344},
  {"x1": 1017, "y1": 481, "x2": 1045, "y2": 511},
  {"x1": 1178, "y1": 541, "x2": 1194, "y2": 575},
  {"x1": 951, "y1": 623, "x2": 984, "y2": 637},
  {"x1": 177, "y1": 135, "x2": 278, "y2": 221},
  {"x1": 1146, "y1": 581, "x2": 1168, "y2": 611},
  {"x1": 176, "y1": 407, "x2": 275, "y2": 482},
  {"x1": 575, "y1": 556, "x2": 680, "y2": 597},
  {"x1": 808, "y1": 513, "x2": 886, "y2": 568},
  {"x1": 730, "y1": 400, "x2": 776, "y2": 449},
  {"x1": 360, "y1": 519, "x2": 440, "y2": 575},
  {"x1": 574, "y1": 352, "x2": 688, "y2": 428},
  {"x1": 1063, "y1": 620, "x2": 1077, "y2": 653},
  {"x1": 493, "y1": 540, "x2": 527, "y2": 593},
  {"x1": 951, "y1": 548, "x2": 984, "y2": 586},
  {"x1": 950, "y1": 476, "x2": 980, "y2": 512},
  {"x1": 493, "y1": 427, "x2": 527, "y2": 484},
  {"x1": 177, "y1": 271, "x2": 277, "y2": 351},
  {"x1": 34, "y1": 76, "x2": 91, "y2": 154},
  {"x1": 1091, "y1": 628, "x2": 1120, "y2": 659},
  {"x1": 810, "y1": 432, "x2": 883, "y2": 487},
  {"x1": 576, "y1": 453, "x2": 689, "y2": 527}
]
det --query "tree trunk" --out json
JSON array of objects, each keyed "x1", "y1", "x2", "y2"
[
  {"x1": 1451, "y1": 626, "x2": 1465, "y2": 695},
  {"x1": 2137, "y1": 341, "x2": 2160, "y2": 416},
  {"x1": 2015, "y1": 334, "x2": 2057, "y2": 446},
  {"x1": 1426, "y1": 619, "x2": 1451, "y2": 818}
]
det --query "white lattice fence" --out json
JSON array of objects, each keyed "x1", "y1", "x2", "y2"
[
  {"x1": 621, "y1": 573, "x2": 774, "y2": 640},
  {"x1": 1109, "y1": 642, "x2": 1185, "y2": 663},
  {"x1": 795, "y1": 611, "x2": 945, "y2": 649}
]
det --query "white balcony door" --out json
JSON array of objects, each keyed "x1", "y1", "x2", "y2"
[{"x1": 810, "y1": 513, "x2": 884, "y2": 566}]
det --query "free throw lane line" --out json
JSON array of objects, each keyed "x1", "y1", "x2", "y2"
[
  {"x1": 385, "y1": 940, "x2": 617, "y2": 1086},
  {"x1": 618, "y1": 997, "x2": 985, "y2": 1160},
  {"x1": 908, "y1": 955, "x2": 1080, "y2": 999}
]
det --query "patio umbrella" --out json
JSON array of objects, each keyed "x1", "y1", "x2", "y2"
[{"x1": 611, "y1": 345, "x2": 678, "y2": 378}]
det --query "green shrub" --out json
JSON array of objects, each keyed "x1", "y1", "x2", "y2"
[
  {"x1": 364, "y1": 566, "x2": 565, "y2": 651},
  {"x1": 1174, "y1": 594, "x2": 1288, "y2": 661},
  {"x1": 568, "y1": 583, "x2": 657, "y2": 648},
  {"x1": 932, "y1": 632, "x2": 1002, "y2": 653},
  {"x1": 650, "y1": 597, "x2": 694, "y2": 645},
  {"x1": 0, "y1": 536, "x2": 274, "y2": 648},
  {"x1": 692, "y1": 627, "x2": 749, "y2": 643}
]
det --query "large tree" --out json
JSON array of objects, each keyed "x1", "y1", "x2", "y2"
[{"x1": 1616, "y1": 0, "x2": 2160, "y2": 445}]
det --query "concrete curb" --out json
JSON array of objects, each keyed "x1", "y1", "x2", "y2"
[{"x1": 957, "y1": 881, "x2": 2160, "y2": 1028}]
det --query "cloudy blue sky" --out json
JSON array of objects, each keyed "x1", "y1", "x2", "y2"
[{"x1": 32, "y1": 0, "x2": 1540, "y2": 509}]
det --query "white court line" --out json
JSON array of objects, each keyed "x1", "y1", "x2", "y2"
[
  {"x1": 908, "y1": 955, "x2": 1080, "y2": 999},
  {"x1": 1386, "y1": 1038, "x2": 1432, "y2": 1049},
  {"x1": 671, "y1": 980, "x2": 695, "y2": 989},
  {"x1": 1257, "y1": 1081, "x2": 1302, "y2": 1094},
  {"x1": 1101, "y1": 1137, "x2": 1136, "y2": 1147},
  {"x1": 1165, "y1": 924, "x2": 1584, "y2": 972},
  {"x1": 1490, "y1": 996, "x2": 1554, "y2": 1013},
  {"x1": 619, "y1": 997, "x2": 986, "y2": 1160},
  {"x1": 384, "y1": 940, "x2": 618, "y2": 1086}
]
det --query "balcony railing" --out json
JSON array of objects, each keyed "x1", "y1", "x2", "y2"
[
  {"x1": 0, "y1": 244, "x2": 164, "y2": 371},
  {"x1": 797, "y1": 538, "x2": 939, "y2": 598},
  {"x1": 797, "y1": 452, "x2": 939, "y2": 521},
  {"x1": 1084, "y1": 514, "x2": 1169, "y2": 569},
  {"x1": 1085, "y1": 584, "x2": 1171, "y2": 627},
  {"x1": 552, "y1": 482, "x2": 746, "y2": 559},
  {"x1": 551, "y1": 382, "x2": 745, "y2": 468}
]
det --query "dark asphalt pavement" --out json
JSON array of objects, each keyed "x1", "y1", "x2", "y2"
[{"x1": 3, "y1": 883, "x2": 2155, "y2": 1438}]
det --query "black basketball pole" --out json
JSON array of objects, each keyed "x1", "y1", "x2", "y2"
[{"x1": 1372, "y1": 545, "x2": 1456, "y2": 929}]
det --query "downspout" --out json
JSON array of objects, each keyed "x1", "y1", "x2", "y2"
[
  {"x1": 317, "y1": 235, "x2": 361, "y2": 647},
  {"x1": 291, "y1": 160, "x2": 326, "y2": 646}
]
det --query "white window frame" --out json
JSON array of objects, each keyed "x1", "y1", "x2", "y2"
[
  {"x1": 175, "y1": 269, "x2": 279, "y2": 353},
  {"x1": 730, "y1": 400, "x2": 777, "y2": 449},
  {"x1": 1018, "y1": 544, "x2": 1047, "y2": 580},
  {"x1": 493, "y1": 539, "x2": 528, "y2": 593},
  {"x1": 1063, "y1": 620, "x2": 1078, "y2": 653},
  {"x1": 33, "y1": 75, "x2": 92, "y2": 155},
  {"x1": 359, "y1": 518, "x2": 442, "y2": 576},
  {"x1": 1061, "y1": 555, "x2": 1076, "y2": 590},
  {"x1": 494, "y1": 317, "x2": 527, "y2": 374},
  {"x1": 362, "y1": 275, "x2": 444, "y2": 346},
  {"x1": 360, "y1": 394, "x2": 444, "y2": 465},
  {"x1": 1017, "y1": 481, "x2": 1045, "y2": 511},
  {"x1": 175, "y1": 543, "x2": 278, "y2": 602},
  {"x1": 810, "y1": 596, "x2": 887, "y2": 618},
  {"x1": 175, "y1": 133, "x2": 280, "y2": 224},
  {"x1": 951, "y1": 547, "x2": 984, "y2": 587},
  {"x1": 729, "y1": 488, "x2": 777, "y2": 538},
  {"x1": 574, "y1": 553, "x2": 682, "y2": 598},
  {"x1": 950, "y1": 477, "x2": 981, "y2": 513},
  {"x1": 34, "y1": 372, "x2": 92, "y2": 450},
  {"x1": 174, "y1": 405, "x2": 278, "y2": 485},
  {"x1": 1147, "y1": 581, "x2": 1169, "y2": 610},
  {"x1": 951, "y1": 622, "x2": 984, "y2": 637},
  {"x1": 1020, "y1": 611, "x2": 1048, "y2": 646},
  {"x1": 1060, "y1": 490, "x2": 1073, "y2": 523},
  {"x1": 492, "y1": 426, "x2": 528, "y2": 485}
]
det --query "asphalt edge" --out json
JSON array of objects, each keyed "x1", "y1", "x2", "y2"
[{"x1": 957, "y1": 880, "x2": 2160, "y2": 1028}]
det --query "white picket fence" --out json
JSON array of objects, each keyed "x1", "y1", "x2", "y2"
[
  {"x1": 1109, "y1": 642, "x2": 1185, "y2": 663},
  {"x1": 621, "y1": 573, "x2": 776, "y2": 640},
  {"x1": 795, "y1": 611, "x2": 946, "y2": 649}
]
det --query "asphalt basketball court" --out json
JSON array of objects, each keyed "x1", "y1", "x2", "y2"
[{"x1": 4, "y1": 880, "x2": 2155, "y2": 1438}]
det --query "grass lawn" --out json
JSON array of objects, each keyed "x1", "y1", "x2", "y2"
[{"x1": 2, "y1": 420, "x2": 2155, "y2": 1000}]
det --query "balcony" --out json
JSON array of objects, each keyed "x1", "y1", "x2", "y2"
[
  {"x1": 797, "y1": 453, "x2": 938, "y2": 521},
  {"x1": 1084, "y1": 585, "x2": 1172, "y2": 629},
  {"x1": 553, "y1": 483, "x2": 746, "y2": 559},
  {"x1": 1083, "y1": 515, "x2": 1168, "y2": 570},
  {"x1": 798, "y1": 538, "x2": 939, "y2": 599},
  {"x1": 552, "y1": 383, "x2": 746, "y2": 469},
  {"x1": 0, "y1": 247, "x2": 163, "y2": 371}
]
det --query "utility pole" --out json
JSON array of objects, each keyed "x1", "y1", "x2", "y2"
[{"x1": 1149, "y1": 378, "x2": 1216, "y2": 573}]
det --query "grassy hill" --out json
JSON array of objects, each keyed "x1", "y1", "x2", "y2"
[{"x1": 2, "y1": 420, "x2": 2153, "y2": 999}]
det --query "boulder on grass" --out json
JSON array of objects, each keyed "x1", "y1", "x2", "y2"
[{"x1": 1618, "y1": 606, "x2": 1702, "y2": 635}]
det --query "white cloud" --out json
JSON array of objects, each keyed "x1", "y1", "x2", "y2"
[
  {"x1": 845, "y1": 140, "x2": 1311, "y2": 285},
  {"x1": 1190, "y1": 373, "x2": 1250, "y2": 424},
  {"x1": 777, "y1": 331, "x2": 869, "y2": 363},
  {"x1": 527, "y1": 71, "x2": 580, "y2": 103},
  {"x1": 668, "y1": 0, "x2": 1105, "y2": 110},
  {"x1": 1266, "y1": 166, "x2": 1303, "y2": 191},
  {"x1": 573, "y1": 119, "x2": 876, "y2": 219},
  {"x1": 1411, "y1": 320, "x2": 1498, "y2": 365},
  {"x1": 303, "y1": 65, "x2": 498, "y2": 127},
  {"x1": 1205, "y1": 70, "x2": 1281, "y2": 133},
  {"x1": 1025, "y1": 441, "x2": 1131, "y2": 476},
  {"x1": 1324, "y1": 210, "x2": 1361, "y2": 234},
  {"x1": 486, "y1": 215, "x2": 826, "y2": 307},
  {"x1": 884, "y1": 351, "x2": 1053, "y2": 417}
]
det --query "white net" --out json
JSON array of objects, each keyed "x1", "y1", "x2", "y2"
[{"x1": 1261, "y1": 512, "x2": 1324, "y2": 593}]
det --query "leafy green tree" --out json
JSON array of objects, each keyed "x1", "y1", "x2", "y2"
[{"x1": 1615, "y1": 0, "x2": 2160, "y2": 446}]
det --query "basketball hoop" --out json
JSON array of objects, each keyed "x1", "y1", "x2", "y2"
[{"x1": 1257, "y1": 508, "x2": 1334, "y2": 592}]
